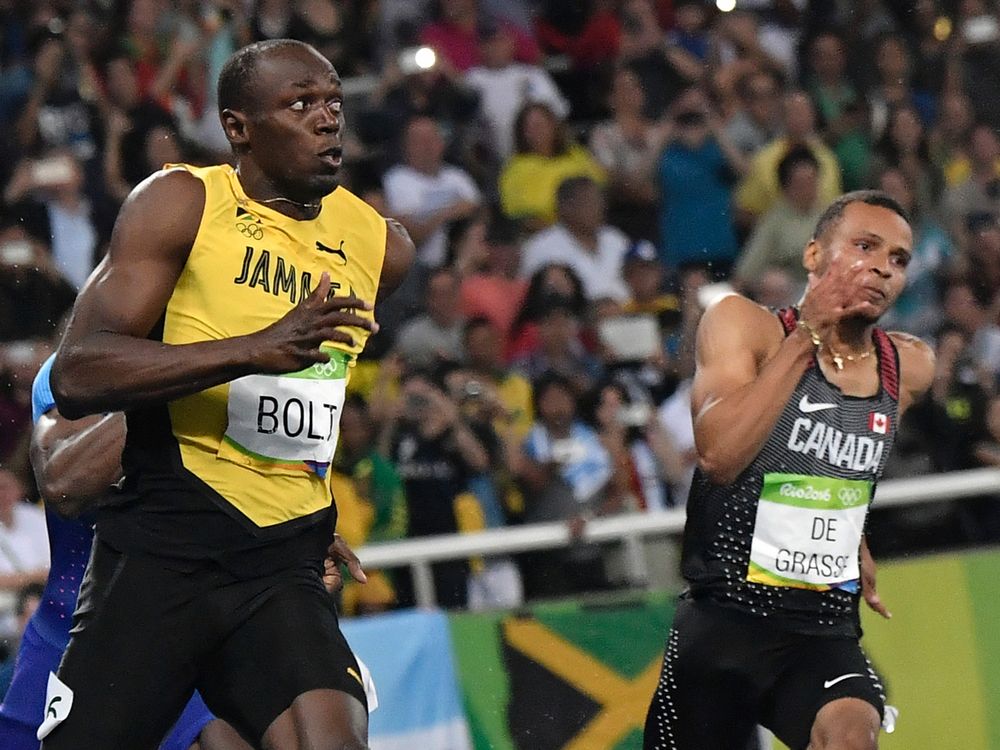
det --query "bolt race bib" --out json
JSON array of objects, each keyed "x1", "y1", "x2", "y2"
[
  {"x1": 220, "y1": 348, "x2": 349, "y2": 477},
  {"x1": 747, "y1": 473, "x2": 871, "y2": 592}
]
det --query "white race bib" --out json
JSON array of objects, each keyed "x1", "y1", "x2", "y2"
[
  {"x1": 747, "y1": 473, "x2": 871, "y2": 591},
  {"x1": 222, "y1": 349, "x2": 349, "y2": 474}
]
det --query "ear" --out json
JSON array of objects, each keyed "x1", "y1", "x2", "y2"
[
  {"x1": 220, "y1": 108, "x2": 250, "y2": 149},
  {"x1": 803, "y1": 238, "x2": 822, "y2": 274}
]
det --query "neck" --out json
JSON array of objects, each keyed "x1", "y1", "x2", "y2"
[
  {"x1": 0, "y1": 507, "x2": 13, "y2": 527},
  {"x1": 567, "y1": 224, "x2": 598, "y2": 248},
  {"x1": 236, "y1": 163, "x2": 323, "y2": 220},
  {"x1": 826, "y1": 318, "x2": 876, "y2": 354}
]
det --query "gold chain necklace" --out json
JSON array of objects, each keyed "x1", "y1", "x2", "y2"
[{"x1": 826, "y1": 346, "x2": 875, "y2": 371}]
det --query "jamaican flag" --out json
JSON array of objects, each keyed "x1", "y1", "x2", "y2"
[{"x1": 450, "y1": 592, "x2": 674, "y2": 750}]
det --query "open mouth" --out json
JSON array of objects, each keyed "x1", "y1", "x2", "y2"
[{"x1": 318, "y1": 147, "x2": 343, "y2": 167}]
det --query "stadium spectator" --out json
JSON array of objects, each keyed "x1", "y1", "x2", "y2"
[
  {"x1": 506, "y1": 263, "x2": 588, "y2": 362},
  {"x1": 876, "y1": 166, "x2": 955, "y2": 339},
  {"x1": 462, "y1": 316, "x2": 534, "y2": 442},
  {"x1": 0, "y1": 470, "x2": 47, "y2": 639},
  {"x1": 4, "y1": 149, "x2": 99, "y2": 290},
  {"x1": 942, "y1": 123, "x2": 1000, "y2": 245},
  {"x1": 0, "y1": 225, "x2": 75, "y2": 342},
  {"x1": 383, "y1": 115, "x2": 481, "y2": 270},
  {"x1": 499, "y1": 102, "x2": 605, "y2": 231},
  {"x1": 724, "y1": 69, "x2": 784, "y2": 158},
  {"x1": 588, "y1": 64, "x2": 670, "y2": 242},
  {"x1": 805, "y1": 30, "x2": 870, "y2": 191},
  {"x1": 512, "y1": 293, "x2": 604, "y2": 394},
  {"x1": 516, "y1": 371, "x2": 613, "y2": 598},
  {"x1": 733, "y1": 145, "x2": 824, "y2": 289},
  {"x1": 520, "y1": 176, "x2": 630, "y2": 301},
  {"x1": 419, "y1": 0, "x2": 539, "y2": 74},
  {"x1": 735, "y1": 90, "x2": 842, "y2": 223},
  {"x1": 656, "y1": 86, "x2": 745, "y2": 273},
  {"x1": 456, "y1": 215, "x2": 528, "y2": 340},
  {"x1": 385, "y1": 370, "x2": 492, "y2": 608},
  {"x1": 869, "y1": 103, "x2": 943, "y2": 215},
  {"x1": 394, "y1": 267, "x2": 466, "y2": 370},
  {"x1": 464, "y1": 22, "x2": 568, "y2": 160}
]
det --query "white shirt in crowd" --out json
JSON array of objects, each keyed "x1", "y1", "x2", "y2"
[
  {"x1": 464, "y1": 63, "x2": 570, "y2": 159},
  {"x1": 383, "y1": 164, "x2": 481, "y2": 268},
  {"x1": 520, "y1": 223, "x2": 630, "y2": 301}
]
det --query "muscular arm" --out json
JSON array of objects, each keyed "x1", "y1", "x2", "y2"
[
  {"x1": 379, "y1": 218, "x2": 417, "y2": 299},
  {"x1": 890, "y1": 332, "x2": 936, "y2": 416},
  {"x1": 53, "y1": 169, "x2": 375, "y2": 418},
  {"x1": 691, "y1": 295, "x2": 814, "y2": 485},
  {"x1": 30, "y1": 409, "x2": 126, "y2": 518}
]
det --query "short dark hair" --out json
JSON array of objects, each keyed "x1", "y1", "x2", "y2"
[
  {"x1": 532, "y1": 370, "x2": 575, "y2": 413},
  {"x1": 463, "y1": 315, "x2": 496, "y2": 340},
  {"x1": 777, "y1": 146, "x2": 819, "y2": 189},
  {"x1": 812, "y1": 190, "x2": 910, "y2": 242},
  {"x1": 556, "y1": 176, "x2": 599, "y2": 209},
  {"x1": 217, "y1": 39, "x2": 312, "y2": 116}
]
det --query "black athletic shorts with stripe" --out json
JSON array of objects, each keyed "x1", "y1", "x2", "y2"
[
  {"x1": 41, "y1": 536, "x2": 368, "y2": 750},
  {"x1": 643, "y1": 597, "x2": 885, "y2": 750}
]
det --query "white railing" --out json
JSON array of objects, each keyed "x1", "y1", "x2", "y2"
[{"x1": 357, "y1": 468, "x2": 1000, "y2": 608}]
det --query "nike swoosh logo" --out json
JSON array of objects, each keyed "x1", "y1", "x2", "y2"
[
  {"x1": 824, "y1": 673, "x2": 864, "y2": 689},
  {"x1": 800, "y1": 395, "x2": 837, "y2": 413}
]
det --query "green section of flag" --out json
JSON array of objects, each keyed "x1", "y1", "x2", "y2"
[
  {"x1": 861, "y1": 553, "x2": 988, "y2": 750},
  {"x1": 760, "y1": 473, "x2": 871, "y2": 510},
  {"x1": 963, "y1": 550, "x2": 1000, "y2": 750},
  {"x1": 532, "y1": 593, "x2": 674, "y2": 680},
  {"x1": 449, "y1": 610, "x2": 514, "y2": 750}
]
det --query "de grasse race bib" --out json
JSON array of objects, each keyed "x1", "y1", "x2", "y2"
[{"x1": 747, "y1": 473, "x2": 871, "y2": 592}]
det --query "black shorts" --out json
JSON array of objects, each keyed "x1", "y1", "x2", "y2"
[
  {"x1": 41, "y1": 537, "x2": 368, "y2": 750},
  {"x1": 643, "y1": 598, "x2": 885, "y2": 750}
]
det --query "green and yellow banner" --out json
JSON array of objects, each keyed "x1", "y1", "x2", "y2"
[{"x1": 450, "y1": 548, "x2": 1000, "y2": 750}]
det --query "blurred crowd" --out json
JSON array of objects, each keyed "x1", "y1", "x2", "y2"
[{"x1": 2, "y1": 0, "x2": 1000, "y2": 625}]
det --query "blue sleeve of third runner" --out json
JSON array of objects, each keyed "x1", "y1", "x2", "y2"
[
  {"x1": 31, "y1": 355, "x2": 57, "y2": 425},
  {"x1": 159, "y1": 692, "x2": 216, "y2": 750}
]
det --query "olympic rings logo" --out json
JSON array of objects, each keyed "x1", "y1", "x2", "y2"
[
  {"x1": 236, "y1": 222, "x2": 264, "y2": 240},
  {"x1": 837, "y1": 487, "x2": 865, "y2": 506},
  {"x1": 311, "y1": 360, "x2": 339, "y2": 378}
]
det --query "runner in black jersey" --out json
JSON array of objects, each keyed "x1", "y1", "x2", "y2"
[{"x1": 643, "y1": 191, "x2": 935, "y2": 750}]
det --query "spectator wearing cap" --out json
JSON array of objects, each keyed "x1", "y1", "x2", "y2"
[
  {"x1": 464, "y1": 22, "x2": 569, "y2": 160},
  {"x1": 520, "y1": 176, "x2": 629, "y2": 301},
  {"x1": 621, "y1": 240, "x2": 679, "y2": 327},
  {"x1": 733, "y1": 146, "x2": 824, "y2": 290}
]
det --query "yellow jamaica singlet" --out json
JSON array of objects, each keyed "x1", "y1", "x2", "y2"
[{"x1": 115, "y1": 163, "x2": 386, "y2": 543}]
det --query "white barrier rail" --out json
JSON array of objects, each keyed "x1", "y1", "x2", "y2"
[{"x1": 357, "y1": 468, "x2": 1000, "y2": 608}]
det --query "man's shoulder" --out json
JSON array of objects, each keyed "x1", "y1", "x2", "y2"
[
  {"x1": 598, "y1": 225, "x2": 630, "y2": 251},
  {"x1": 887, "y1": 330, "x2": 935, "y2": 401}
]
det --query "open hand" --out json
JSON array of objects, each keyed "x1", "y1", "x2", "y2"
[{"x1": 251, "y1": 273, "x2": 377, "y2": 373}]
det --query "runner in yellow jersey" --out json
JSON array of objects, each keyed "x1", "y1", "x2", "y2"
[{"x1": 44, "y1": 39, "x2": 414, "y2": 750}]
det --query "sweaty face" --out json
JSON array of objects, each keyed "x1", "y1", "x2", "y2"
[
  {"x1": 241, "y1": 46, "x2": 345, "y2": 200},
  {"x1": 813, "y1": 202, "x2": 913, "y2": 320}
]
